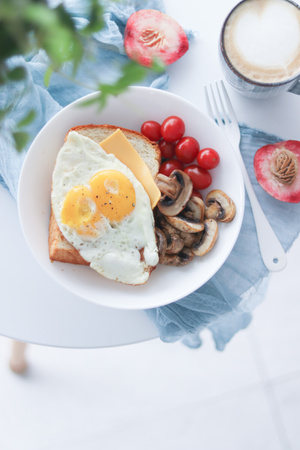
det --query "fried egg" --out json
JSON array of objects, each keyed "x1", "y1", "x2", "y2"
[{"x1": 51, "y1": 131, "x2": 158, "y2": 285}]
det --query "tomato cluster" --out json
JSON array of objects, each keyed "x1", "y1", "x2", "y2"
[{"x1": 141, "y1": 116, "x2": 220, "y2": 196}]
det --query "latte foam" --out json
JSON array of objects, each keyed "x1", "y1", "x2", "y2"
[{"x1": 223, "y1": 0, "x2": 300, "y2": 83}]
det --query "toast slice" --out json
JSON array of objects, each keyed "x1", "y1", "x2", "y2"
[
  {"x1": 49, "y1": 124, "x2": 161, "y2": 265},
  {"x1": 49, "y1": 209, "x2": 90, "y2": 265}
]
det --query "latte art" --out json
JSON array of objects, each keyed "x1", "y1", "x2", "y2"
[{"x1": 223, "y1": 0, "x2": 300, "y2": 84}]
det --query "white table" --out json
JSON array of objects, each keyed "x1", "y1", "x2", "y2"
[{"x1": 1, "y1": 0, "x2": 299, "y2": 348}]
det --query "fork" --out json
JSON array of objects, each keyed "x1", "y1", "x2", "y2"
[{"x1": 204, "y1": 80, "x2": 287, "y2": 272}]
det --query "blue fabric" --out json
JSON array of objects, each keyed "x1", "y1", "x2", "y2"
[
  {"x1": 147, "y1": 126, "x2": 300, "y2": 349},
  {"x1": 1, "y1": 0, "x2": 299, "y2": 351}
]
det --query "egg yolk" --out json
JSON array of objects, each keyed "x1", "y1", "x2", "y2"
[
  {"x1": 61, "y1": 186, "x2": 101, "y2": 236},
  {"x1": 89, "y1": 170, "x2": 136, "y2": 222}
]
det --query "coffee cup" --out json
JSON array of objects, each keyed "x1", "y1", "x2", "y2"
[{"x1": 219, "y1": 0, "x2": 300, "y2": 98}]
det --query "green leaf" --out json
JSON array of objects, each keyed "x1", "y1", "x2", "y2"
[
  {"x1": 23, "y1": 3, "x2": 83, "y2": 70},
  {"x1": 7, "y1": 66, "x2": 27, "y2": 81},
  {"x1": 0, "y1": 107, "x2": 11, "y2": 121},
  {"x1": 17, "y1": 109, "x2": 36, "y2": 128},
  {"x1": 24, "y1": 4, "x2": 60, "y2": 29},
  {"x1": 117, "y1": 61, "x2": 146, "y2": 87},
  {"x1": 44, "y1": 66, "x2": 53, "y2": 87},
  {"x1": 81, "y1": 61, "x2": 148, "y2": 110},
  {"x1": 13, "y1": 131, "x2": 29, "y2": 152},
  {"x1": 151, "y1": 58, "x2": 166, "y2": 73},
  {"x1": 81, "y1": 1, "x2": 104, "y2": 36},
  {"x1": 0, "y1": 0, "x2": 151, "y2": 153}
]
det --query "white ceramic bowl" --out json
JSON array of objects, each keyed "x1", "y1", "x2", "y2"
[{"x1": 18, "y1": 86, "x2": 245, "y2": 310}]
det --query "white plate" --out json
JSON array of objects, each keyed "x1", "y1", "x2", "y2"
[{"x1": 18, "y1": 86, "x2": 245, "y2": 310}]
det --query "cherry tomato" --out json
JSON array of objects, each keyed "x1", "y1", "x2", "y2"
[
  {"x1": 197, "y1": 148, "x2": 220, "y2": 170},
  {"x1": 159, "y1": 140, "x2": 176, "y2": 159},
  {"x1": 184, "y1": 165, "x2": 212, "y2": 190},
  {"x1": 161, "y1": 116, "x2": 185, "y2": 143},
  {"x1": 159, "y1": 159, "x2": 183, "y2": 177},
  {"x1": 175, "y1": 136, "x2": 200, "y2": 164},
  {"x1": 141, "y1": 120, "x2": 161, "y2": 141},
  {"x1": 191, "y1": 189, "x2": 203, "y2": 200}
]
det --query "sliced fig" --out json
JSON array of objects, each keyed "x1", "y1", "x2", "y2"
[
  {"x1": 124, "y1": 9, "x2": 189, "y2": 68},
  {"x1": 254, "y1": 140, "x2": 300, "y2": 203}
]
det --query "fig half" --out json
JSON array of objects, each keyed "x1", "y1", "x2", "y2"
[
  {"x1": 253, "y1": 140, "x2": 300, "y2": 203},
  {"x1": 124, "y1": 9, "x2": 189, "y2": 68}
]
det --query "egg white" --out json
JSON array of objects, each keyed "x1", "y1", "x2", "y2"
[{"x1": 51, "y1": 131, "x2": 158, "y2": 285}]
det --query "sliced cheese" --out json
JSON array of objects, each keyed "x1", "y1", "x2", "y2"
[{"x1": 100, "y1": 129, "x2": 161, "y2": 209}]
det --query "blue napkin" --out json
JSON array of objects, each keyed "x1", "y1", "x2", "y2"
[
  {"x1": 147, "y1": 125, "x2": 300, "y2": 349},
  {"x1": 1, "y1": 0, "x2": 299, "y2": 351}
]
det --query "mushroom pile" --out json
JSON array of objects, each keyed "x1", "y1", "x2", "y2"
[{"x1": 154, "y1": 170, "x2": 236, "y2": 266}]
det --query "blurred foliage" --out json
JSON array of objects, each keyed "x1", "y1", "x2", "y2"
[{"x1": 0, "y1": 0, "x2": 163, "y2": 151}]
